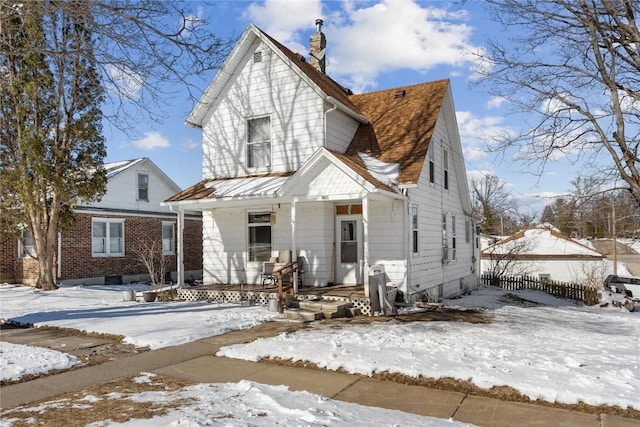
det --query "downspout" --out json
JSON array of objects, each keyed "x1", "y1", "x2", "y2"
[
  {"x1": 169, "y1": 205, "x2": 185, "y2": 288},
  {"x1": 400, "y1": 187, "x2": 410, "y2": 303},
  {"x1": 291, "y1": 197, "x2": 298, "y2": 294},
  {"x1": 324, "y1": 102, "x2": 338, "y2": 149}
]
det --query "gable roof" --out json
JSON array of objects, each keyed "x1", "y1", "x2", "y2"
[
  {"x1": 347, "y1": 80, "x2": 449, "y2": 185},
  {"x1": 104, "y1": 157, "x2": 182, "y2": 193},
  {"x1": 186, "y1": 24, "x2": 366, "y2": 129},
  {"x1": 481, "y1": 227, "x2": 604, "y2": 259}
]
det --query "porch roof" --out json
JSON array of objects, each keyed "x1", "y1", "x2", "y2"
[{"x1": 164, "y1": 149, "x2": 400, "y2": 207}]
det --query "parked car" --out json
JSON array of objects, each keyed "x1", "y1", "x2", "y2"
[{"x1": 604, "y1": 275, "x2": 640, "y2": 301}]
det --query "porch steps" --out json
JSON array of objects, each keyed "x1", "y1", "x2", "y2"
[
  {"x1": 278, "y1": 308, "x2": 326, "y2": 323},
  {"x1": 284, "y1": 299, "x2": 354, "y2": 322}
]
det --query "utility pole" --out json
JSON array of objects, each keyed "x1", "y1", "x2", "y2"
[{"x1": 612, "y1": 203, "x2": 617, "y2": 275}]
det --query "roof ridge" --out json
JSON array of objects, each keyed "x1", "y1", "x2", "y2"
[{"x1": 351, "y1": 79, "x2": 450, "y2": 98}]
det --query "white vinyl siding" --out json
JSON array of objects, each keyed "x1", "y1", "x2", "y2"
[{"x1": 92, "y1": 219, "x2": 124, "y2": 257}]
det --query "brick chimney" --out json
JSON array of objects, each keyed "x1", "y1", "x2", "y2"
[{"x1": 309, "y1": 19, "x2": 326, "y2": 74}]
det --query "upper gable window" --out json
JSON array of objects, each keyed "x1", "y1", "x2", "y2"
[
  {"x1": 247, "y1": 116, "x2": 271, "y2": 169},
  {"x1": 137, "y1": 173, "x2": 149, "y2": 201},
  {"x1": 253, "y1": 51, "x2": 262, "y2": 63}
]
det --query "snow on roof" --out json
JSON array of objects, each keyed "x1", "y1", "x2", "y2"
[
  {"x1": 358, "y1": 152, "x2": 399, "y2": 187},
  {"x1": 483, "y1": 228, "x2": 603, "y2": 258},
  {"x1": 104, "y1": 158, "x2": 145, "y2": 179},
  {"x1": 204, "y1": 175, "x2": 289, "y2": 198}
]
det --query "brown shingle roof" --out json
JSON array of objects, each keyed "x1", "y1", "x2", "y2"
[{"x1": 348, "y1": 80, "x2": 449, "y2": 185}]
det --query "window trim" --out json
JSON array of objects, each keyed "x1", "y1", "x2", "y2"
[
  {"x1": 92, "y1": 218, "x2": 125, "y2": 257},
  {"x1": 137, "y1": 172, "x2": 149, "y2": 202},
  {"x1": 411, "y1": 204, "x2": 419, "y2": 254},
  {"x1": 162, "y1": 221, "x2": 175, "y2": 255},
  {"x1": 247, "y1": 115, "x2": 272, "y2": 170},
  {"x1": 428, "y1": 142, "x2": 435, "y2": 184},
  {"x1": 443, "y1": 148, "x2": 449, "y2": 190},
  {"x1": 451, "y1": 214, "x2": 457, "y2": 261},
  {"x1": 247, "y1": 212, "x2": 272, "y2": 263}
]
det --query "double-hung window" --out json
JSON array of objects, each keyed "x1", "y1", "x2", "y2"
[
  {"x1": 247, "y1": 117, "x2": 271, "y2": 169},
  {"x1": 451, "y1": 214, "x2": 457, "y2": 261},
  {"x1": 248, "y1": 213, "x2": 272, "y2": 262},
  {"x1": 428, "y1": 142, "x2": 435, "y2": 184},
  {"x1": 442, "y1": 212, "x2": 448, "y2": 262},
  {"x1": 443, "y1": 149, "x2": 449, "y2": 190},
  {"x1": 138, "y1": 173, "x2": 149, "y2": 201},
  {"x1": 20, "y1": 229, "x2": 36, "y2": 257},
  {"x1": 411, "y1": 205, "x2": 419, "y2": 253},
  {"x1": 162, "y1": 222, "x2": 175, "y2": 255},
  {"x1": 92, "y1": 219, "x2": 124, "y2": 257}
]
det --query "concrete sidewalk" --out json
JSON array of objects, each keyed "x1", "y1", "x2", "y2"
[{"x1": 1, "y1": 322, "x2": 638, "y2": 427}]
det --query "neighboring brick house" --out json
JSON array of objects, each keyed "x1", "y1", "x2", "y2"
[{"x1": 0, "y1": 158, "x2": 202, "y2": 285}]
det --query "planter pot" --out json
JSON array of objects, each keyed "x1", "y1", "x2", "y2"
[{"x1": 142, "y1": 291, "x2": 157, "y2": 302}]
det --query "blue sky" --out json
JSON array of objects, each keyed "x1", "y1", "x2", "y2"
[{"x1": 102, "y1": 0, "x2": 591, "y2": 215}]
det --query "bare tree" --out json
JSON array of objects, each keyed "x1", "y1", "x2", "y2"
[
  {"x1": 132, "y1": 238, "x2": 169, "y2": 288},
  {"x1": 472, "y1": 174, "x2": 519, "y2": 235},
  {"x1": 480, "y1": 0, "x2": 640, "y2": 205},
  {"x1": 482, "y1": 234, "x2": 535, "y2": 280}
]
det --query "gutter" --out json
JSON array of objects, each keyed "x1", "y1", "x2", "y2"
[{"x1": 326, "y1": 96, "x2": 368, "y2": 124}]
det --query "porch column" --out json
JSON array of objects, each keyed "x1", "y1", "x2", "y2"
[
  {"x1": 176, "y1": 209, "x2": 185, "y2": 288},
  {"x1": 291, "y1": 198, "x2": 298, "y2": 293},
  {"x1": 363, "y1": 195, "x2": 370, "y2": 288}
]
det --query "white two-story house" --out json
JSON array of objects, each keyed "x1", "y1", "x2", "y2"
[{"x1": 165, "y1": 21, "x2": 477, "y2": 302}]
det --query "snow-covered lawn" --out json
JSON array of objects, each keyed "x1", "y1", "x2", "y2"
[
  {"x1": 218, "y1": 287, "x2": 640, "y2": 410},
  {"x1": 0, "y1": 283, "x2": 279, "y2": 351},
  {"x1": 2, "y1": 282, "x2": 639, "y2": 424},
  {"x1": 0, "y1": 342, "x2": 81, "y2": 382}
]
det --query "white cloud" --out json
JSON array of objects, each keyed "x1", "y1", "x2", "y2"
[
  {"x1": 181, "y1": 138, "x2": 200, "y2": 151},
  {"x1": 456, "y1": 110, "x2": 513, "y2": 161},
  {"x1": 104, "y1": 64, "x2": 144, "y2": 99},
  {"x1": 132, "y1": 131, "x2": 171, "y2": 150},
  {"x1": 487, "y1": 96, "x2": 507, "y2": 109},
  {"x1": 242, "y1": 0, "x2": 484, "y2": 92}
]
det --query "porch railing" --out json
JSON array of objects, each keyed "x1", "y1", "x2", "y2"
[{"x1": 274, "y1": 261, "x2": 299, "y2": 313}]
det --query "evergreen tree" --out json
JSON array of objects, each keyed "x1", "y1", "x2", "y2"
[{"x1": 1, "y1": 2, "x2": 106, "y2": 290}]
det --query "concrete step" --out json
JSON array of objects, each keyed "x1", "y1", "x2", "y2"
[
  {"x1": 282, "y1": 308, "x2": 325, "y2": 322},
  {"x1": 293, "y1": 299, "x2": 353, "y2": 318}
]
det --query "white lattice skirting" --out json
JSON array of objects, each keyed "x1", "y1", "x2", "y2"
[{"x1": 177, "y1": 289, "x2": 372, "y2": 316}]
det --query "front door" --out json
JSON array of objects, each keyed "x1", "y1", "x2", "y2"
[{"x1": 335, "y1": 215, "x2": 363, "y2": 285}]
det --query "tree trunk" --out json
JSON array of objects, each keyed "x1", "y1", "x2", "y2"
[{"x1": 36, "y1": 249, "x2": 58, "y2": 290}]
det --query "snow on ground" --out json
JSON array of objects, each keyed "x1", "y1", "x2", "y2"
[
  {"x1": 0, "y1": 283, "x2": 279, "y2": 351},
  {"x1": 2, "y1": 282, "x2": 639, "y2": 420},
  {"x1": 218, "y1": 287, "x2": 640, "y2": 409},
  {"x1": 1, "y1": 373, "x2": 476, "y2": 427},
  {"x1": 0, "y1": 342, "x2": 81, "y2": 382}
]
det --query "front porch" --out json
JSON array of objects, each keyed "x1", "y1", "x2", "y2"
[{"x1": 177, "y1": 283, "x2": 376, "y2": 315}]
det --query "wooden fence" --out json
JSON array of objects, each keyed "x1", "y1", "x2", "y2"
[{"x1": 480, "y1": 274, "x2": 597, "y2": 303}]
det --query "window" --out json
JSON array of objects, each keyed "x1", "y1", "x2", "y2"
[
  {"x1": 92, "y1": 219, "x2": 124, "y2": 256},
  {"x1": 442, "y1": 212, "x2": 448, "y2": 262},
  {"x1": 452, "y1": 214, "x2": 457, "y2": 261},
  {"x1": 428, "y1": 142, "x2": 435, "y2": 184},
  {"x1": 412, "y1": 205, "x2": 419, "y2": 253},
  {"x1": 443, "y1": 149, "x2": 449, "y2": 190},
  {"x1": 247, "y1": 117, "x2": 271, "y2": 169},
  {"x1": 162, "y1": 222, "x2": 175, "y2": 255},
  {"x1": 137, "y1": 173, "x2": 149, "y2": 201},
  {"x1": 248, "y1": 213, "x2": 272, "y2": 262},
  {"x1": 20, "y1": 228, "x2": 35, "y2": 257},
  {"x1": 465, "y1": 219, "x2": 471, "y2": 244},
  {"x1": 539, "y1": 273, "x2": 551, "y2": 282}
]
